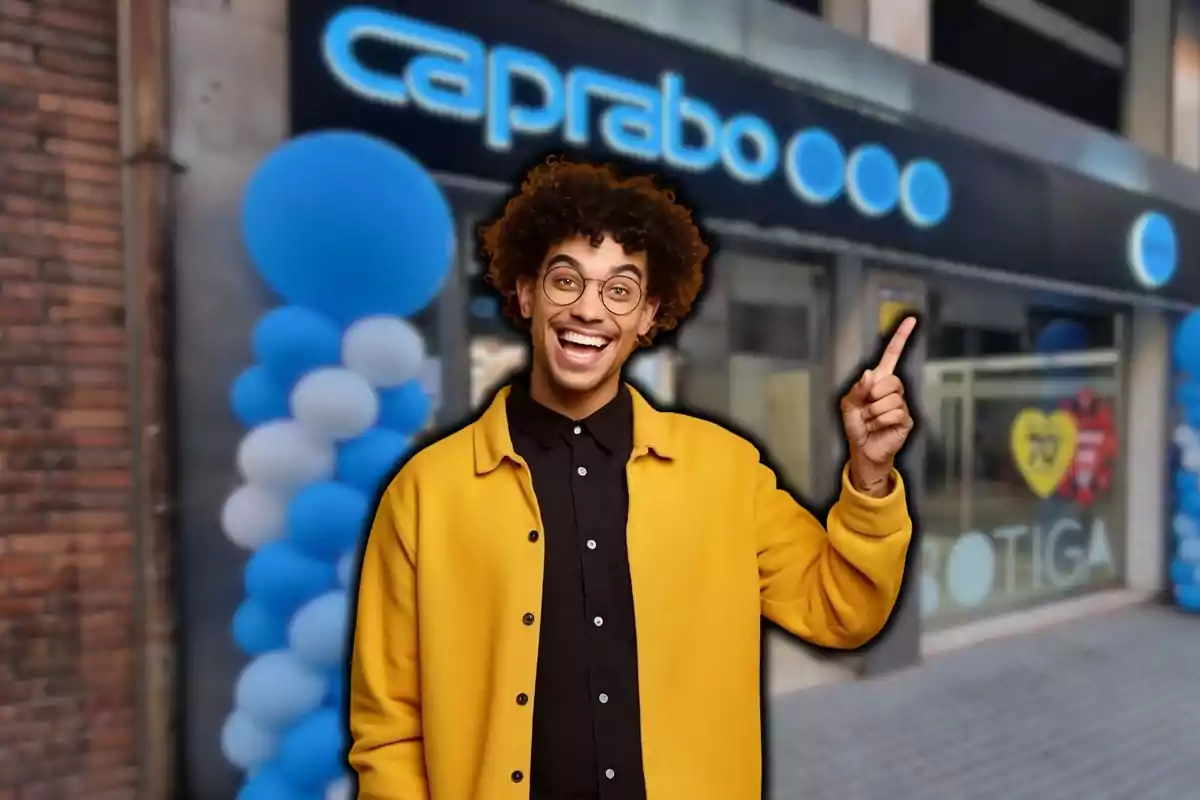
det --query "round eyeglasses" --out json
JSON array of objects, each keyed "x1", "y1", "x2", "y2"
[{"x1": 542, "y1": 265, "x2": 643, "y2": 316}]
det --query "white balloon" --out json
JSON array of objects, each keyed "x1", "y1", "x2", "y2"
[
  {"x1": 1174, "y1": 425, "x2": 1199, "y2": 447},
  {"x1": 221, "y1": 484, "x2": 286, "y2": 551},
  {"x1": 336, "y1": 550, "x2": 357, "y2": 589},
  {"x1": 1175, "y1": 514, "x2": 1198, "y2": 540},
  {"x1": 342, "y1": 316, "x2": 426, "y2": 389},
  {"x1": 288, "y1": 590, "x2": 350, "y2": 670},
  {"x1": 325, "y1": 775, "x2": 352, "y2": 800},
  {"x1": 1184, "y1": 445, "x2": 1200, "y2": 474},
  {"x1": 291, "y1": 367, "x2": 379, "y2": 443},
  {"x1": 234, "y1": 650, "x2": 326, "y2": 730},
  {"x1": 236, "y1": 420, "x2": 335, "y2": 493},
  {"x1": 220, "y1": 710, "x2": 278, "y2": 771}
]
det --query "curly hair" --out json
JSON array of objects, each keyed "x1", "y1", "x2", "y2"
[{"x1": 479, "y1": 157, "x2": 709, "y2": 344}]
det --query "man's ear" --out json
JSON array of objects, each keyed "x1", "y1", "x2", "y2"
[
  {"x1": 516, "y1": 276, "x2": 536, "y2": 320},
  {"x1": 637, "y1": 297, "x2": 661, "y2": 338}
]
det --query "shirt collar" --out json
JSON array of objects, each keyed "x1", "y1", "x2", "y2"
[
  {"x1": 506, "y1": 379, "x2": 632, "y2": 454},
  {"x1": 474, "y1": 382, "x2": 676, "y2": 474}
]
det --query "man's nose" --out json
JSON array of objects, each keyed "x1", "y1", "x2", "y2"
[{"x1": 571, "y1": 282, "x2": 608, "y2": 321}]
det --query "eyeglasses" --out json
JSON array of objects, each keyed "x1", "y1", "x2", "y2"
[{"x1": 542, "y1": 265, "x2": 643, "y2": 316}]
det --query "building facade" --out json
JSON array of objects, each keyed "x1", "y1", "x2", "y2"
[{"x1": 4, "y1": 0, "x2": 1197, "y2": 798}]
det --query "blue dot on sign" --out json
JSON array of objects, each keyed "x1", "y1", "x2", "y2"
[
  {"x1": 899, "y1": 159, "x2": 951, "y2": 228},
  {"x1": 787, "y1": 129, "x2": 845, "y2": 205},
  {"x1": 1128, "y1": 210, "x2": 1178, "y2": 289},
  {"x1": 847, "y1": 144, "x2": 900, "y2": 218}
]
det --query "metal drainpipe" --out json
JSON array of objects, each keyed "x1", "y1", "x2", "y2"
[{"x1": 117, "y1": 0, "x2": 177, "y2": 797}]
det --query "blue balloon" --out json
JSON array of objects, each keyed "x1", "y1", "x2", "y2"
[
  {"x1": 252, "y1": 306, "x2": 342, "y2": 386},
  {"x1": 1183, "y1": 491, "x2": 1200, "y2": 520},
  {"x1": 377, "y1": 380, "x2": 432, "y2": 436},
  {"x1": 230, "y1": 365, "x2": 291, "y2": 428},
  {"x1": 1174, "y1": 582, "x2": 1200, "y2": 613},
  {"x1": 244, "y1": 540, "x2": 337, "y2": 617},
  {"x1": 232, "y1": 598, "x2": 288, "y2": 655},
  {"x1": 241, "y1": 132, "x2": 455, "y2": 325},
  {"x1": 278, "y1": 708, "x2": 347, "y2": 790},
  {"x1": 237, "y1": 765, "x2": 317, "y2": 800},
  {"x1": 1034, "y1": 319, "x2": 1089, "y2": 354},
  {"x1": 1177, "y1": 381, "x2": 1200, "y2": 408},
  {"x1": 1174, "y1": 310, "x2": 1200, "y2": 377},
  {"x1": 337, "y1": 429, "x2": 410, "y2": 495},
  {"x1": 1176, "y1": 470, "x2": 1197, "y2": 496},
  {"x1": 324, "y1": 672, "x2": 345, "y2": 708},
  {"x1": 1186, "y1": 404, "x2": 1200, "y2": 429},
  {"x1": 286, "y1": 482, "x2": 370, "y2": 561},
  {"x1": 1170, "y1": 559, "x2": 1199, "y2": 587}
]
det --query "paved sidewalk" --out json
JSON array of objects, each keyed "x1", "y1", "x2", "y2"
[{"x1": 766, "y1": 605, "x2": 1200, "y2": 800}]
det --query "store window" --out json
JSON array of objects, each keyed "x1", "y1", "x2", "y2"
[{"x1": 919, "y1": 283, "x2": 1126, "y2": 627}]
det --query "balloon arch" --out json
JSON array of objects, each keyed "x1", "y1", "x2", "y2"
[
  {"x1": 1173, "y1": 310, "x2": 1200, "y2": 614},
  {"x1": 217, "y1": 131, "x2": 454, "y2": 799}
]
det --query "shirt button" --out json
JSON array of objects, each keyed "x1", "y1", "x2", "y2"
[
  {"x1": 586, "y1": 539, "x2": 597, "y2": 550},
  {"x1": 528, "y1": 530, "x2": 539, "y2": 543},
  {"x1": 516, "y1": 693, "x2": 529, "y2": 705},
  {"x1": 511, "y1": 770, "x2": 524, "y2": 783},
  {"x1": 598, "y1": 693, "x2": 609, "y2": 704},
  {"x1": 577, "y1": 465, "x2": 587, "y2": 477},
  {"x1": 523, "y1": 612, "x2": 535, "y2": 625},
  {"x1": 605, "y1": 768, "x2": 616, "y2": 780},
  {"x1": 573, "y1": 426, "x2": 582, "y2": 435},
  {"x1": 593, "y1": 616, "x2": 604, "y2": 627}
]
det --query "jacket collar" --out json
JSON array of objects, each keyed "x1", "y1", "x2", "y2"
[{"x1": 473, "y1": 383, "x2": 676, "y2": 474}]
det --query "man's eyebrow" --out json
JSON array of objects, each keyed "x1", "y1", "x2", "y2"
[
  {"x1": 610, "y1": 263, "x2": 643, "y2": 280},
  {"x1": 546, "y1": 253, "x2": 582, "y2": 269}
]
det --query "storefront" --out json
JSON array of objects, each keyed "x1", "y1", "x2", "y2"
[{"x1": 175, "y1": 0, "x2": 1196, "y2": 797}]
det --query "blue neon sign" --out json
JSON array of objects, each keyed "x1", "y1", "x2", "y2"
[
  {"x1": 320, "y1": 6, "x2": 952, "y2": 229},
  {"x1": 1128, "y1": 210, "x2": 1178, "y2": 289}
]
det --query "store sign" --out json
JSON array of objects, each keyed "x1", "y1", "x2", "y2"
[
  {"x1": 320, "y1": 7, "x2": 951, "y2": 229},
  {"x1": 1127, "y1": 210, "x2": 1178, "y2": 289},
  {"x1": 921, "y1": 517, "x2": 1114, "y2": 615},
  {"x1": 291, "y1": 0, "x2": 1200, "y2": 304},
  {"x1": 1009, "y1": 408, "x2": 1077, "y2": 499}
]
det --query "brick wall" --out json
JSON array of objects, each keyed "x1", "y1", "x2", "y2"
[{"x1": 0, "y1": 3, "x2": 145, "y2": 798}]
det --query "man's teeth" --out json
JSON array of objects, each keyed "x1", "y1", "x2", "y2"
[{"x1": 560, "y1": 331, "x2": 610, "y2": 349}]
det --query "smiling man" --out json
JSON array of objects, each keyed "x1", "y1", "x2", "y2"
[{"x1": 349, "y1": 159, "x2": 917, "y2": 800}]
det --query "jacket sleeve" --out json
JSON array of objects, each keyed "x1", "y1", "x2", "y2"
[
  {"x1": 348, "y1": 472, "x2": 431, "y2": 800},
  {"x1": 754, "y1": 458, "x2": 913, "y2": 649}
]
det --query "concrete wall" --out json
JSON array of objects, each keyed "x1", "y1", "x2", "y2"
[{"x1": 169, "y1": 0, "x2": 288, "y2": 796}]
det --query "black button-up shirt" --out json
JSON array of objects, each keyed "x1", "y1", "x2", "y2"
[{"x1": 507, "y1": 381, "x2": 647, "y2": 800}]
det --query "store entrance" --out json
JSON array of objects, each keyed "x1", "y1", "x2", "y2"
[
  {"x1": 677, "y1": 251, "x2": 830, "y2": 500},
  {"x1": 676, "y1": 246, "x2": 834, "y2": 695}
]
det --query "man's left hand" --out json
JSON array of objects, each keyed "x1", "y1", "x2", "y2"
[{"x1": 840, "y1": 316, "x2": 917, "y2": 497}]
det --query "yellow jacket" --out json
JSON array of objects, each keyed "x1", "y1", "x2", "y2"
[{"x1": 349, "y1": 385, "x2": 912, "y2": 800}]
